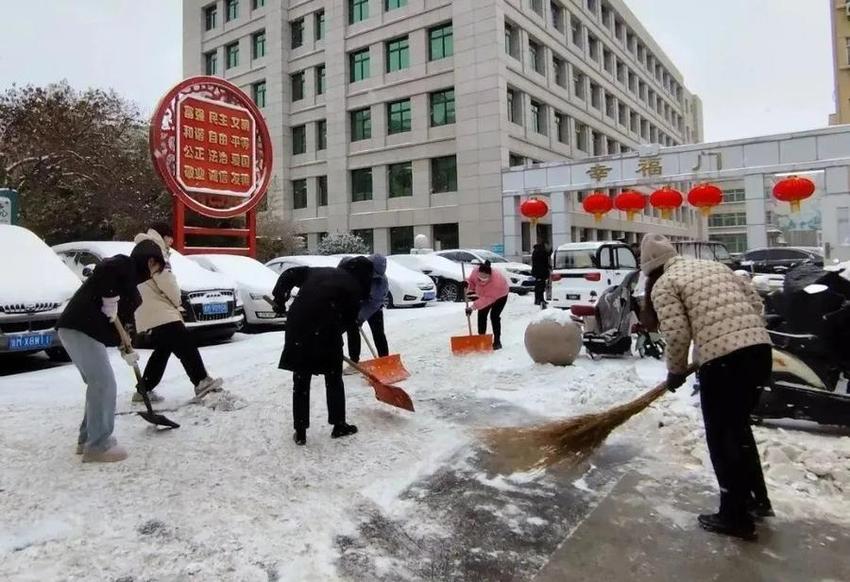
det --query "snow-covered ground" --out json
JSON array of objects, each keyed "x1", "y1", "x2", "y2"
[{"x1": 1, "y1": 297, "x2": 849, "y2": 581}]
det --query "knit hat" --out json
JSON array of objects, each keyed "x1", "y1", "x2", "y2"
[{"x1": 640, "y1": 233, "x2": 678, "y2": 275}]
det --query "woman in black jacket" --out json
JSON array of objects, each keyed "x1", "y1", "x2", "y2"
[
  {"x1": 531, "y1": 243, "x2": 551, "y2": 306},
  {"x1": 272, "y1": 257, "x2": 373, "y2": 446}
]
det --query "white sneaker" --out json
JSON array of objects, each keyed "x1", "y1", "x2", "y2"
[
  {"x1": 132, "y1": 390, "x2": 164, "y2": 403},
  {"x1": 82, "y1": 445, "x2": 128, "y2": 463},
  {"x1": 194, "y1": 377, "x2": 223, "y2": 396}
]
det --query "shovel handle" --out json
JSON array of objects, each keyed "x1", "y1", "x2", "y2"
[
  {"x1": 112, "y1": 318, "x2": 145, "y2": 387},
  {"x1": 342, "y1": 355, "x2": 383, "y2": 385},
  {"x1": 461, "y1": 263, "x2": 473, "y2": 336},
  {"x1": 359, "y1": 327, "x2": 378, "y2": 358}
]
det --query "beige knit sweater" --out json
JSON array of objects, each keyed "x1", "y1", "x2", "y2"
[{"x1": 651, "y1": 256, "x2": 771, "y2": 374}]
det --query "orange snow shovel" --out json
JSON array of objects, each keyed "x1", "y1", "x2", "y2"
[
  {"x1": 450, "y1": 263, "x2": 493, "y2": 355},
  {"x1": 343, "y1": 356, "x2": 415, "y2": 412},
  {"x1": 357, "y1": 327, "x2": 410, "y2": 384}
]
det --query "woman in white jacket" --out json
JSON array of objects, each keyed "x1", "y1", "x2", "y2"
[{"x1": 132, "y1": 223, "x2": 221, "y2": 402}]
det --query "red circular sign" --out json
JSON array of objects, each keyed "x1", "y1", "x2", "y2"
[{"x1": 150, "y1": 76, "x2": 273, "y2": 219}]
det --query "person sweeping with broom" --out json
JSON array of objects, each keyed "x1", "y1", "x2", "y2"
[
  {"x1": 641, "y1": 233, "x2": 773, "y2": 540},
  {"x1": 465, "y1": 261, "x2": 510, "y2": 350}
]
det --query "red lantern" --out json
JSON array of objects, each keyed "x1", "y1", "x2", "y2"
[
  {"x1": 650, "y1": 187, "x2": 684, "y2": 220},
  {"x1": 687, "y1": 183, "x2": 724, "y2": 217},
  {"x1": 773, "y1": 176, "x2": 815, "y2": 213},
  {"x1": 582, "y1": 192, "x2": 613, "y2": 222},
  {"x1": 614, "y1": 190, "x2": 646, "y2": 221},
  {"x1": 520, "y1": 197, "x2": 549, "y2": 225}
]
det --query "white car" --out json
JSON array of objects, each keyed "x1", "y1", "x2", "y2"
[
  {"x1": 433, "y1": 249, "x2": 535, "y2": 294},
  {"x1": 54, "y1": 242, "x2": 244, "y2": 342},
  {"x1": 550, "y1": 241, "x2": 638, "y2": 308},
  {"x1": 188, "y1": 254, "x2": 285, "y2": 328},
  {"x1": 266, "y1": 255, "x2": 437, "y2": 308},
  {"x1": 388, "y1": 253, "x2": 466, "y2": 302},
  {"x1": 1, "y1": 225, "x2": 81, "y2": 360}
]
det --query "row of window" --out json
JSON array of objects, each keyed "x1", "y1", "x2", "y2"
[
  {"x1": 349, "y1": 0, "x2": 410, "y2": 26},
  {"x1": 310, "y1": 223, "x2": 459, "y2": 256},
  {"x1": 204, "y1": 0, "x2": 265, "y2": 31},
  {"x1": 291, "y1": 10, "x2": 325, "y2": 48},
  {"x1": 204, "y1": 29, "x2": 266, "y2": 75},
  {"x1": 346, "y1": 23, "x2": 453, "y2": 83},
  {"x1": 708, "y1": 212, "x2": 748, "y2": 228}
]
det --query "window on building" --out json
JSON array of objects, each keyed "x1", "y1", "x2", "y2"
[
  {"x1": 204, "y1": 4, "x2": 218, "y2": 30},
  {"x1": 386, "y1": 36, "x2": 410, "y2": 72},
  {"x1": 630, "y1": 112, "x2": 639, "y2": 133},
  {"x1": 845, "y1": 37, "x2": 850, "y2": 66},
  {"x1": 529, "y1": 100, "x2": 545, "y2": 134},
  {"x1": 592, "y1": 131, "x2": 605, "y2": 156},
  {"x1": 253, "y1": 0, "x2": 265, "y2": 8},
  {"x1": 505, "y1": 22, "x2": 519, "y2": 58},
  {"x1": 291, "y1": 18, "x2": 304, "y2": 49},
  {"x1": 710, "y1": 234, "x2": 747, "y2": 254},
  {"x1": 628, "y1": 72, "x2": 637, "y2": 93},
  {"x1": 553, "y1": 56, "x2": 566, "y2": 88},
  {"x1": 605, "y1": 93, "x2": 616, "y2": 118},
  {"x1": 531, "y1": 0, "x2": 543, "y2": 15},
  {"x1": 352, "y1": 229, "x2": 375, "y2": 253},
  {"x1": 386, "y1": 0, "x2": 407, "y2": 11},
  {"x1": 590, "y1": 82, "x2": 601, "y2": 109},
  {"x1": 429, "y1": 23, "x2": 453, "y2": 60},
  {"x1": 587, "y1": 0, "x2": 598, "y2": 13},
  {"x1": 603, "y1": 48, "x2": 613, "y2": 73},
  {"x1": 724, "y1": 189, "x2": 746, "y2": 203},
  {"x1": 430, "y1": 88, "x2": 455, "y2": 126},
  {"x1": 350, "y1": 0, "x2": 369, "y2": 24},
  {"x1": 292, "y1": 125, "x2": 306, "y2": 154},
  {"x1": 588, "y1": 34, "x2": 599, "y2": 61},
  {"x1": 387, "y1": 99, "x2": 412, "y2": 134},
  {"x1": 507, "y1": 88, "x2": 521, "y2": 125},
  {"x1": 555, "y1": 112, "x2": 570, "y2": 144},
  {"x1": 433, "y1": 223, "x2": 459, "y2": 251},
  {"x1": 226, "y1": 0, "x2": 238, "y2": 22},
  {"x1": 351, "y1": 168, "x2": 373, "y2": 201},
  {"x1": 316, "y1": 64, "x2": 326, "y2": 95},
  {"x1": 388, "y1": 162, "x2": 413, "y2": 198},
  {"x1": 616, "y1": 61, "x2": 626, "y2": 84},
  {"x1": 315, "y1": 10, "x2": 325, "y2": 40},
  {"x1": 204, "y1": 51, "x2": 218, "y2": 75},
  {"x1": 252, "y1": 30, "x2": 266, "y2": 59},
  {"x1": 317, "y1": 176, "x2": 328, "y2": 206},
  {"x1": 551, "y1": 1, "x2": 565, "y2": 32},
  {"x1": 293, "y1": 179, "x2": 308, "y2": 209},
  {"x1": 225, "y1": 42, "x2": 239, "y2": 69},
  {"x1": 509, "y1": 152, "x2": 525, "y2": 167},
  {"x1": 431, "y1": 155, "x2": 457, "y2": 193},
  {"x1": 618, "y1": 103, "x2": 627, "y2": 126},
  {"x1": 571, "y1": 16, "x2": 583, "y2": 48},
  {"x1": 252, "y1": 80, "x2": 266, "y2": 107},
  {"x1": 291, "y1": 72, "x2": 305, "y2": 101},
  {"x1": 350, "y1": 48, "x2": 370, "y2": 82},
  {"x1": 615, "y1": 18, "x2": 625, "y2": 41},
  {"x1": 389, "y1": 226, "x2": 414, "y2": 255},
  {"x1": 573, "y1": 70, "x2": 586, "y2": 100},
  {"x1": 351, "y1": 108, "x2": 371, "y2": 141},
  {"x1": 528, "y1": 39, "x2": 543, "y2": 74},
  {"x1": 316, "y1": 119, "x2": 327, "y2": 150}
]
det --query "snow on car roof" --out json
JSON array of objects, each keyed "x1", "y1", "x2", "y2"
[
  {"x1": 1, "y1": 225, "x2": 81, "y2": 304},
  {"x1": 332, "y1": 254, "x2": 433, "y2": 285},
  {"x1": 191, "y1": 254, "x2": 278, "y2": 292},
  {"x1": 556, "y1": 241, "x2": 615, "y2": 251}
]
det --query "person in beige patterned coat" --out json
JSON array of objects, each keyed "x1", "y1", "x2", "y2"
[{"x1": 641, "y1": 233, "x2": 773, "y2": 541}]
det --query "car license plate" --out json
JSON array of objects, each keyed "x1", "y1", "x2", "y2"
[
  {"x1": 566, "y1": 294, "x2": 581, "y2": 301},
  {"x1": 202, "y1": 303, "x2": 228, "y2": 315},
  {"x1": 9, "y1": 333, "x2": 54, "y2": 351},
  {"x1": 423, "y1": 292, "x2": 435, "y2": 301}
]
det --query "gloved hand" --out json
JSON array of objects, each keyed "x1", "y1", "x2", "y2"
[
  {"x1": 101, "y1": 296, "x2": 119, "y2": 321},
  {"x1": 665, "y1": 372, "x2": 688, "y2": 393},
  {"x1": 120, "y1": 348, "x2": 139, "y2": 367},
  {"x1": 465, "y1": 307, "x2": 473, "y2": 317}
]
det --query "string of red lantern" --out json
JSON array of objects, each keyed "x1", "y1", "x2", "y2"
[{"x1": 582, "y1": 192, "x2": 614, "y2": 222}]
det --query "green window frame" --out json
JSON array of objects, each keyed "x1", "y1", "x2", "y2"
[
  {"x1": 291, "y1": 72, "x2": 305, "y2": 101},
  {"x1": 252, "y1": 0, "x2": 265, "y2": 8},
  {"x1": 351, "y1": 168, "x2": 373, "y2": 202},
  {"x1": 292, "y1": 125, "x2": 306, "y2": 155},
  {"x1": 350, "y1": 49, "x2": 370, "y2": 82},
  {"x1": 252, "y1": 30, "x2": 266, "y2": 59},
  {"x1": 428, "y1": 23, "x2": 453, "y2": 61},
  {"x1": 316, "y1": 119, "x2": 327, "y2": 151},
  {"x1": 386, "y1": 36, "x2": 410, "y2": 73},
  {"x1": 430, "y1": 88, "x2": 455, "y2": 127},
  {"x1": 291, "y1": 18, "x2": 304, "y2": 49},
  {"x1": 293, "y1": 179, "x2": 308, "y2": 209},
  {"x1": 386, "y1": 0, "x2": 407, "y2": 10},
  {"x1": 388, "y1": 162, "x2": 413, "y2": 198},
  {"x1": 389, "y1": 226, "x2": 414, "y2": 255},
  {"x1": 315, "y1": 10, "x2": 325, "y2": 40},
  {"x1": 226, "y1": 0, "x2": 239, "y2": 22},
  {"x1": 316, "y1": 64, "x2": 326, "y2": 95},
  {"x1": 252, "y1": 81, "x2": 266, "y2": 108},
  {"x1": 387, "y1": 99, "x2": 411, "y2": 134},
  {"x1": 204, "y1": 51, "x2": 218, "y2": 75},
  {"x1": 351, "y1": 108, "x2": 372, "y2": 141},
  {"x1": 317, "y1": 176, "x2": 328, "y2": 206},
  {"x1": 225, "y1": 42, "x2": 239, "y2": 69},
  {"x1": 431, "y1": 156, "x2": 457, "y2": 193},
  {"x1": 350, "y1": 0, "x2": 369, "y2": 24},
  {"x1": 204, "y1": 4, "x2": 217, "y2": 30}
]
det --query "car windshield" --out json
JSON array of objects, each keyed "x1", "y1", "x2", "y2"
[
  {"x1": 476, "y1": 251, "x2": 508, "y2": 263},
  {"x1": 712, "y1": 244, "x2": 731, "y2": 261},
  {"x1": 554, "y1": 249, "x2": 598, "y2": 269}
]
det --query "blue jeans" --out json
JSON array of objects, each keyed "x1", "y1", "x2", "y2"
[{"x1": 58, "y1": 328, "x2": 118, "y2": 452}]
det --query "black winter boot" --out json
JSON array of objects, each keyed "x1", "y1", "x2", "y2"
[
  {"x1": 331, "y1": 423, "x2": 358, "y2": 439},
  {"x1": 493, "y1": 340, "x2": 503, "y2": 350},
  {"x1": 293, "y1": 429, "x2": 306, "y2": 446},
  {"x1": 697, "y1": 513, "x2": 756, "y2": 541},
  {"x1": 747, "y1": 498, "x2": 775, "y2": 519}
]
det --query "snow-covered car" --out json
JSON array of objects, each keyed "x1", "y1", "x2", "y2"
[
  {"x1": 549, "y1": 241, "x2": 637, "y2": 308},
  {"x1": 188, "y1": 254, "x2": 285, "y2": 328},
  {"x1": 0, "y1": 225, "x2": 81, "y2": 361},
  {"x1": 267, "y1": 255, "x2": 437, "y2": 308},
  {"x1": 388, "y1": 253, "x2": 466, "y2": 302},
  {"x1": 433, "y1": 249, "x2": 535, "y2": 294},
  {"x1": 54, "y1": 242, "x2": 244, "y2": 342}
]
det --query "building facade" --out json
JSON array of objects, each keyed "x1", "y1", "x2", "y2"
[
  {"x1": 183, "y1": 0, "x2": 703, "y2": 254},
  {"x1": 831, "y1": 0, "x2": 850, "y2": 125}
]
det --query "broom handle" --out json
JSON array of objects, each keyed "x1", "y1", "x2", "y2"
[
  {"x1": 461, "y1": 262, "x2": 473, "y2": 336},
  {"x1": 360, "y1": 327, "x2": 378, "y2": 358}
]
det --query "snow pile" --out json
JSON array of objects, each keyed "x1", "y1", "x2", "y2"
[
  {"x1": 532, "y1": 307, "x2": 575, "y2": 326},
  {"x1": 0, "y1": 225, "x2": 80, "y2": 304},
  {"x1": 202, "y1": 389, "x2": 249, "y2": 412},
  {"x1": 192, "y1": 254, "x2": 278, "y2": 292}
]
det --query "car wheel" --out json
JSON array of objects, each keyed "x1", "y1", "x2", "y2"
[
  {"x1": 439, "y1": 281, "x2": 462, "y2": 302},
  {"x1": 45, "y1": 347, "x2": 71, "y2": 363}
]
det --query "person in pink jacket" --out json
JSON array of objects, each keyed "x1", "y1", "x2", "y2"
[{"x1": 466, "y1": 261, "x2": 510, "y2": 350}]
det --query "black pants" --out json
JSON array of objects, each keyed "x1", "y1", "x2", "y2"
[
  {"x1": 142, "y1": 321, "x2": 208, "y2": 390},
  {"x1": 478, "y1": 296, "x2": 508, "y2": 342},
  {"x1": 347, "y1": 310, "x2": 389, "y2": 362},
  {"x1": 533, "y1": 278, "x2": 547, "y2": 305},
  {"x1": 292, "y1": 368, "x2": 345, "y2": 431},
  {"x1": 698, "y1": 344, "x2": 772, "y2": 520}
]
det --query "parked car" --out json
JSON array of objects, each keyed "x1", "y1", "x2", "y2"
[
  {"x1": 188, "y1": 254, "x2": 285, "y2": 328},
  {"x1": 549, "y1": 241, "x2": 637, "y2": 308},
  {"x1": 54, "y1": 242, "x2": 244, "y2": 343},
  {"x1": 740, "y1": 247, "x2": 824, "y2": 276},
  {"x1": 433, "y1": 249, "x2": 535, "y2": 294},
  {"x1": 672, "y1": 240, "x2": 737, "y2": 269},
  {"x1": 0, "y1": 225, "x2": 81, "y2": 361},
  {"x1": 266, "y1": 255, "x2": 437, "y2": 308},
  {"x1": 388, "y1": 253, "x2": 466, "y2": 302}
]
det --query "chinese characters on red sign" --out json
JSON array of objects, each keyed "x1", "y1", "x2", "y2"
[{"x1": 176, "y1": 95, "x2": 256, "y2": 197}]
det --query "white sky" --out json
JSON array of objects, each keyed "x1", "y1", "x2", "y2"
[{"x1": 0, "y1": 0, "x2": 835, "y2": 143}]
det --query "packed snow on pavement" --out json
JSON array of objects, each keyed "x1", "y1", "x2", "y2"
[{"x1": 1, "y1": 297, "x2": 849, "y2": 580}]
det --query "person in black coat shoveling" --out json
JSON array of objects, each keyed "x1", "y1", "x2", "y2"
[
  {"x1": 342, "y1": 254, "x2": 390, "y2": 375},
  {"x1": 531, "y1": 243, "x2": 551, "y2": 306},
  {"x1": 56, "y1": 240, "x2": 165, "y2": 463},
  {"x1": 272, "y1": 257, "x2": 373, "y2": 446}
]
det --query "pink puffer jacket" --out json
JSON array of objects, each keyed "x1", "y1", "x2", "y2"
[{"x1": 466, "y1": 267, "x2": 510, "y2": 310}]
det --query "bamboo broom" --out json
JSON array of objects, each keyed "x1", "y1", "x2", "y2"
[{"x1": 482, "y1": 364, "x2": 698, "y2": 472}]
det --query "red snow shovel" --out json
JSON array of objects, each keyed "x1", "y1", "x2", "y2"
[
  {"x1": 450, "y1": 263, "x2": 493, "y2": 355},
  {"x1": 357, "y1": 328, "x2": 410, "y2": 384},
  {"x1": 343, "y1": 356, "x2": 414, "y2": 412}
]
